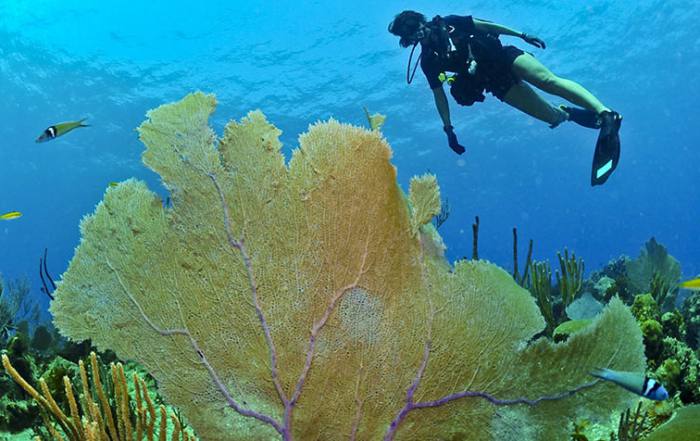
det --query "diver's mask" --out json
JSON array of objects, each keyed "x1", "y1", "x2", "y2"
[
  {"x1": 399, "y1": 25, "x2": 427, "y2": 48},
  {"x1": 388, "y1": 18, "x2": 428, "y2": 48},
  {"x1": 387, "y1": 18, "x2": 426, "y2": 83}
]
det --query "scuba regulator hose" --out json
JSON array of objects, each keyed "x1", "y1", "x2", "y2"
[{"x1": 406, "y1": 42, "x2": 421, "y2": 84}]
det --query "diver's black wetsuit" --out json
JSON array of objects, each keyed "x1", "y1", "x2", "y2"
[{"x1": 420, "y1": 15, "x2": 525, "y2": 105}]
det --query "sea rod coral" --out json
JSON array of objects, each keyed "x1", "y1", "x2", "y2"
[{"x1": 51, "y1": 93, "x2": 645, "y2": 441}]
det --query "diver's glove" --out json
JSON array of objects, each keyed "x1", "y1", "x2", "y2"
[
  {"x1": 444, "y1": 125, "x2": 466, "y2": 155},
  {"x1": 521, "y1": 33, "x2": 546, "y2": 49}
]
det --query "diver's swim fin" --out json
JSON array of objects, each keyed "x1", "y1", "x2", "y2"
[
  {"x1": 561, "y1": 106, "x2": 601, "y2": 129},
  {"x1": 591, "y1": 111, "x2": 622, "y2": 186}
]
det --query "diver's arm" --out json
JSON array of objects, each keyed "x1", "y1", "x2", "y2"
[
  {"x1": 432, "y1": 86, "x2": 452, "y2": 128},
  {"x1": 432, "y1": 87, "x2": 466, "y2": 154},
  {"x1": 473, "y1": 18, "x2": 546, "y2": 48},
  {"x1": 472, "y1": 19, "x2": 522, "y2": 37}
]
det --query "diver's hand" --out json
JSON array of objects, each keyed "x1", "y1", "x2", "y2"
[
  {"x1": 521, "y1": 33, "x2": 546, "y2": 49},
  {"x1": 444, "y1": 125, "x2": 466, "y2": 155}
]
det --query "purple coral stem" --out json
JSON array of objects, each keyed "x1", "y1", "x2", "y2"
[
  {"x1": 383, "y1": 340, "x2": 432, "y2": 441},
  {"x1": 383, "y1": 339, "x2": 601, "y2": 440},
  {"x1": 211, "y1": 173, "x2": 371, "y2": 439},
  {"x1": 284, "y1": 245, "x2": 369, "y2": 437},
  {"x1": 209, "y1": 173, "x2": 290, "y2": 408},
  {"x1": 107, "y1": 259, "x2": 284, "y2": 434}
]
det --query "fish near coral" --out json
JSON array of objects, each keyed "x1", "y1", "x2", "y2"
[
  {"x1": 36, "y1": 118, "x2": 89, "y2": 142},
  {"x1": 591, "y1": 368, "x2": 669, "y2": 400},
  {"x1": 680, "y1": 277, "x2": 700, "y2": 291}
]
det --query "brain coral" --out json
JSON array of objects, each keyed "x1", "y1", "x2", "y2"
[{"x1": 51, "y1": 92, "x2": 645, "y2": 441}]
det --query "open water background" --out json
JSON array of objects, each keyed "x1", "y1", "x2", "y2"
[{"x1": 1, "y1": 0, "x2": 698, "y2": 312}]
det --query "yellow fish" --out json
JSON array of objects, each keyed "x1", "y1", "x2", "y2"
[
  {"x1": 109, "y1": 182, "x2": 119, "y2": 187},
  {"x1": 36, "y1": 118, "x2": 89, "y2": 143},
  {"x1": 680, "y1": 277, "x2": 700, "y2": 291},
  {"x1": 0, "y1": 211, "x2": 22, "y2": 220},
  {"x1": 364, "y1": 107, "x2": 386, "y2": 131}
]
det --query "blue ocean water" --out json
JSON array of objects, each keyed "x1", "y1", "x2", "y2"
[{"x1": 0, "y1": 0, "x2": 698, "y2": 314}]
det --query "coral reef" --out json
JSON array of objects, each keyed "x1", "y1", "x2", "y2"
[
  {"x1": 630, "y1": 294, "x2": 665, "y2": 366},
  {"x1": 552, "y1": 319, "x2": 593, "y2": 343},
  {"x1": 30, "y1": 325, "x2": 54, "y2": 353},
  {"x1": 524, "y1": 250, "x2": 585, "y2": 337},
  {"x1": 631, "y1": 294, "x2": 661, "y2": 323},
  {"x1": 511, "y1": 227, "x2": 533, "y2": 286},
  {"x1": 655, "y1": 338, "x2": 700, "y2": 403},
  {"x1": 660, "y1": 310, "x2": 685, "y2": 342},
  {"x1": 625, "y1": 284, "x2": 700, "y2": 405},
  {"x1": 590, "y1": 241, "x2": 682, "y2": 314},
  {"x1": 567, "y1": 397, "x2": 687, "y2": 441},
  {"x1": 592, "y1": 276, "x2": 617, "y2": 302},
  {"x1": 409, "y1": 173, "x2": 441, "y2": 236},
  {"x1": 431, "y1": 198, "x2": 449, "y2": 230},
  {"x1": 625, "y1": 238, "x2": 681, "y2": 309},
  {"x1": 566, "y1": 292, "x2": 604, "y2": 321},
  {"x1": 0, "y1": 331, "x2": 93, "y2": 435},
  {"x1": 0, "y1": 335, "x2": 39, "y2": 434},
  {"x1": 0, "y1": 276, "x2": 40, "y2": 345},
  {"x1": 48, "y1": 93, "x2": 645, "y2": 441},
  {"x1": 2, "y1": 352, "x2": 196, "y2": 440},
  {"x1": 589, "y1": 257, "x2": 634, "y2": 304},
  {"x1": 681, "y1": 291, "x2": 700, "y2": 349},
  {"x1": 623, "y1": 286, "x2": 700, "y2": 407},
  {"x1": 0, "y1": 303, "x2": 117, "y2": 436},
  {"x1": 644, "y1": 405, "x2": 700, "y2": 440},
  {"x1": 555, "y1": 249, "x2": 584, "y2": 308},
  {"x1": 528, "y1": 261, "x2": 555, "y2": 334},
  {"x1": 470, "y1": 216, "x2": 479, "y2": 260},
  {"x1": 616, "y1": 402, "x2": 647, "y2": 441}
]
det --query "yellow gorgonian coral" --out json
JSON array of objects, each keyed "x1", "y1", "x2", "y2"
[
  {"x1": 408, "y1": 174, "x2": 441, "y2": 236},
  {"x1": 51, "y1": 93, "x2": 644, "y2": 441}
]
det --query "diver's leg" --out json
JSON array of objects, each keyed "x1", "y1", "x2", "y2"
[
  {"x1": 502, "y1": 81, "x2": 568, "y2": 127},
  {"x1": 511, "y1": 53, "x2": 609, "y2": 114}
]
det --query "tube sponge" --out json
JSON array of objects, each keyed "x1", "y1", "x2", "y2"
[{"x1": 51, "y1": 92, "x2": 645, "y2": 441}]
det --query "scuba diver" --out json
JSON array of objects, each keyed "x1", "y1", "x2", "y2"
[{"x1": 388, "y1": 11, "x2": 622, "y2": 186}]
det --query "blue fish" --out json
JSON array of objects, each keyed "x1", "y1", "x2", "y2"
[{"x1": 591, "y1": 368, "x2": 669, "y2": 401}]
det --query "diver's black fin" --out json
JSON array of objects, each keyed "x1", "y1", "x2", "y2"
[
  {"x1": 561, "y1": 106, "x2": 601, "y2": 129},
  {"x1": 591, "y1": 111, "x2": 622, "y2": 186}
]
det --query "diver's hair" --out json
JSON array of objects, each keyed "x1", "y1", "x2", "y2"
[{"x1": 388, "y1": 10, "x2": 426, "y2": 40}]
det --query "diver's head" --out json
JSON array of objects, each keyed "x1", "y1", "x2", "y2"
[{"x1": 388, "y1": 10, "x2": 428, "y2": 47}]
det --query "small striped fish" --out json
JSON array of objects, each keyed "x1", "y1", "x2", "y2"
[{"x1": 591, "y1": 368, "x2": 668, "y2": 401}]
